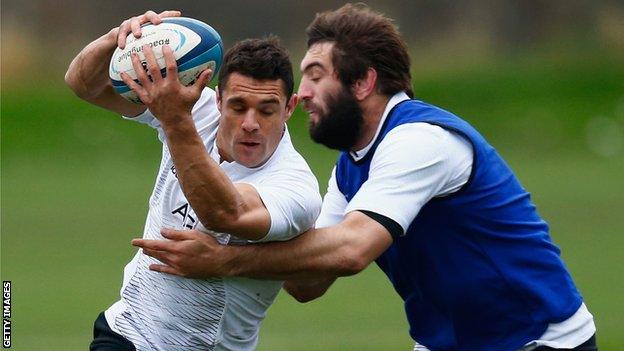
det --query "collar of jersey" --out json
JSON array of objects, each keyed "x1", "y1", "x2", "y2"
[{"x1": 349, "y1": 91, "x2": 411, "y2": 161}]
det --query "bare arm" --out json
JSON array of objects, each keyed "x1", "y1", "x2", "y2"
[
  {"x1": 162, "y1": 113, "x2": 272, "y2": 239},
  {"x1": 283, "y1": 277, "x2": 337, "y2": 303},
  {"x1": 64, "y1": 10, "x2": 180, "y2": 117},
  {"x1": 64, "y1": 27, "x2": 145, "y2": 116},
  {"x1": 132, "y1": 211, "x2": 394, "y2": 280},
  {"x1": 121, "y1": 44, "x2": 280, "y2": 240},
  {"x1": 66, "y1": 11, "x2": 273, "y2": 239}
]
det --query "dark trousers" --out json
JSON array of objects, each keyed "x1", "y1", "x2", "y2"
[
  {"x1": 533, "y1": 334, "x2": 597, "y2": 351},
  {"x1": 90, "y1": 312, "x2": 136, "y2": 351}
]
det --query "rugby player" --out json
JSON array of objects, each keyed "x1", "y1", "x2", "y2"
[{"x1": 65, "y1": 10, "x2": 321, "y2": 351}]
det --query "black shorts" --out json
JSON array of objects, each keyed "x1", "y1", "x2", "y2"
[
  {"x1": 533, "y1": 334, "x2": 597, "y2": 351},
  {"x1": 90, "y1": 312, "x2": 136, "y2": 351}
]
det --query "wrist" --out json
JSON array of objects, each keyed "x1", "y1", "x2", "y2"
[
  {"x1": 104, "y1": 27, "x2": 120, "y2": 50},
  {"x1": 220, "y1": 245, "x2": 246, "y2": 278},
  {"x1": 160, "y1": 111, "x2": 194, "y2": 130}
]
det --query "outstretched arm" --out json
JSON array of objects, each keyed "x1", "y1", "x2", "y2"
[
  {"x1": 64, "y1": 10, "x2": 181, "y2": 117},
  {"x1": 132, "y1": 211, "x2": 393, "y2": 280}
]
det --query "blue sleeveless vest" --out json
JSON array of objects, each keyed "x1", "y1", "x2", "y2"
[{"x1": 335, "y1": 100, "x2": 582, "y2": 351}]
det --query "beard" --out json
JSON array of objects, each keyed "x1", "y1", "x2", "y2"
[{"x1": 308, "y1": 86, "x2": 364, "y2": 151}]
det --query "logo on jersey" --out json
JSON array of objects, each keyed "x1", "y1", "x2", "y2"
[{"x1": 171, "y1": 203, "x2": 197, "y2": 229}]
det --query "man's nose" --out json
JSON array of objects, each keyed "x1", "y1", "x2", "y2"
[
  {"x1": 297, "y1": 80, "x2": 313, "y2": 101},
  {"x1": 241, "y1": 111, "x2": 260, "y2": 132}
]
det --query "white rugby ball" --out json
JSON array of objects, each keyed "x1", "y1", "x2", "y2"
[{"x1": 109, "y1": 17, "x2": 223, "y2": 104}]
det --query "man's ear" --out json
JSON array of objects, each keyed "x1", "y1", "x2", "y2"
[
  {"x1": 352, "y1": 67, "x2": 378, "y2": 101},
  {"x1": 284, "y1": 93, "x2": 298, "y2": 122},
  {"x1": 215, "y1": 86, "x2": 222, "y2": 112}
]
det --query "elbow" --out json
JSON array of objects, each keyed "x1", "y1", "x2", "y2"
[
  {"x1": 285, "y1": 286, "x2": 325, "y2": 304},
  {"x1": 64, "y1": 69, "x2": 89, "y2": 100},
  {"x1": 290, "y1": 292, "x2": 320, "y2": 304},
  {"x1": 209, "y1": 208, "x2": 241, "y2": 231},
  {"x1": 64, "y1": 60, "x2": 98, "y2": 101},
  {"x1": 336, "y1": 247, "x2": 370, "y2": 276},
  {"x1": 197, "y1": 208, "x2": 258, "y2": 237},
  {"x1": 64, "y1": 72, "x2": 79, "y2": 95}
]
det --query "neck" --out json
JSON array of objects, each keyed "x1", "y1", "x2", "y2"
[
  {"x1": 351, "y1": 94, "x2": 390, "y2": 151},
  {"x1": 215, "y1": 130, "x2": 232, "y2": 163}
]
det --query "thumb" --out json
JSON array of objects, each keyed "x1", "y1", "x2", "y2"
[{"x1": 192, "y1": 69, "x2": 213, "y2": 93}]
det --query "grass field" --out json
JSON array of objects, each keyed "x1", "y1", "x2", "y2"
[{"x1": 2, "y1": 55, "x2": 623, "y2": 350}]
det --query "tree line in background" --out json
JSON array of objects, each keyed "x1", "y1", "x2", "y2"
[{"x1": 2, "y1": 0, "x2": 623, "y2": 84}]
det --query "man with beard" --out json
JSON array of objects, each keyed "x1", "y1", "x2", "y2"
[{"x1": 133, "y1": 4, "x2": 597, "y2": 351}]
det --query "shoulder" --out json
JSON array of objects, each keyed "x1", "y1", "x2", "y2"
[
  {"x1": 268, "y1": 127, "x2": 316, "y2": 174},
  {"x1": 385, "y1": 122, "x2": 451, "y2": 144},
  {"x1": 193, "y1": 87, "x2": 218, "y2": 112},
  {"x1": 367, "y1": 122, "x2": 473, "y2": 191},
  {"x1": 376, "y1": 122, "x2": 472, "y2": 160},
  {"x1": 190, "y1": 88, "x2": 220, "y2": 131}
]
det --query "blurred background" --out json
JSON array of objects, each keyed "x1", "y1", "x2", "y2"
[{"x1": 2, "y1": 0, "x2": 623, "y2": 350}]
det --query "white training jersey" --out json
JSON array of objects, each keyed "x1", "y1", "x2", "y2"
[{"x1": 105, "y1": 88, "x2": 322, "y2": 351}]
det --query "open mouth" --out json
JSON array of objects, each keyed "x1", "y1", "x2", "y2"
[
  {"x1": 240, "y1": 141, "x2": 260, "y2": 148},
  {"x1": 303, "y1": 102, "x2": 317, "y2": 115},
  {"x1": 306, "y1": 109, "x2": 319, "y2": 122}
]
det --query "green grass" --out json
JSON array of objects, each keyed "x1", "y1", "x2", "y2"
[{"x1": 2, "y1": 55, "x2": 623, "y2": 350}]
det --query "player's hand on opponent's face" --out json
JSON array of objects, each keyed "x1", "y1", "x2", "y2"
[
  {"x1": 131, "y1": 228, "x2": 227, "y2": 278},
  {"x1": 119, "y1": 44, "x2": 213, "y2": 121},
  {"x1": 116, "y1": 10, "x2": 181, "y2": 49}
]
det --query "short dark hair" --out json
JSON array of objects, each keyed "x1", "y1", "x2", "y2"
[
  {"x1": 218, "y1": 36, "x2": 294, "y2": 100},
  {"x1": 306, "y1": 3, "x2": 413, "y2": 98}
]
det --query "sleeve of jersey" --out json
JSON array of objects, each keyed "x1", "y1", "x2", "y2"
[
  {"x1": 253, "y1": 165, "x2": 322, "y2": 242},
  {"x1": 345, "y1": 123, "x2": 471, "y2": 236},
  {"x1": 121, "y1": 88, "x2": 220, "y2": 143},
  {"x1": 315, "y1": 167, "x2": 348, "y2": 229}
]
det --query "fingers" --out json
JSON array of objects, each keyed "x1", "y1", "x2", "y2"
[
  {"x1": 141, "y1": 247, "x2": 176, "y2": 265},
  {"x1": 132, "y1": 238, "x2": 176, "y2": 251},
  {"x1": 117, "y1": 16, "x2": 142, "y2": 49},
  {"x1": 149, "y1": 264, "x2": 184, "y2": 276},
  {"x1": 141, "y1": 248, "x2": 189, "y2": 277},
  {"x1": 162, "y1": 45, "x2": 179, "y2": 82},
  {"x1": 144, "y1": 10, "x2": 161, "y2": 25},
  {"x1": 160, "y1": 228, "x2": 198, "y2": 241},
  {"x1": 117, "y1": 10, "x2": 180, "y2": 49},
  {"x1": 142, "y1": 44, "x2": 163, "y2": 83},
  {"x1": 130, "y1": 16, "x2": 142, "y2": 40},
  {"x1": 158, "y1": 10, "x2": 182, "y2": 19},
  {"x1": 133, "y1": 238, "x2": 182, "y2": 268},
  {"x1": 120, "y1": 72, "x2": 148, "y2": 103},
  {"x1": 142, "y1": 247, "x2": 167, "y2": 261},
  {"x1": 192, "y1": 69, "x2": 213, "y2": 95},
  {"x1": 117, "y1": 19, "x2": 132, "y2": 49},
  {"x1": 130, "y1": 51, "x2": 152, "y2": 88}
]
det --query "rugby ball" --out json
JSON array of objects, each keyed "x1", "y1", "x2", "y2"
[{"x1": 109, "y1": 17, "x2": 223, "y2": 104}]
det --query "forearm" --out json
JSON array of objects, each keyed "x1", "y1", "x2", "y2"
[
  {"x1": 65, "y1": 28, "x2": 145, "y2": 116},
  {"x1": 134, "y1": 213, "x2": 392, "y2": 280},
  {"x1": 161, "y1": 116, "x2": 260, "y2": 237},
  {"x1": 65, "y1": 28, "x2": 116, "y2": 97},
  {"x1": 224, "y1": 218, "x2": 378, "y2": 280}
]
